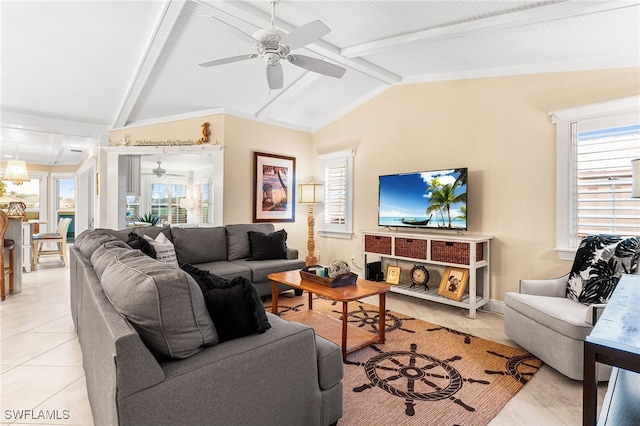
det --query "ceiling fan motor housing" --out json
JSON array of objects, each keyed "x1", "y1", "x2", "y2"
[{"x1": 253, "y1": 29, "x2": 290, "y2": 62}]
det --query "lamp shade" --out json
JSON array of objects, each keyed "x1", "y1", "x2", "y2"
[
  {"x1": 4, "y1": 159, "x2": 30, "y2": 185},
  {"x1": 632, "y1": 158, "x2": 640, "y2": 198},
  {"x1": 179, "y1": 198, "x2": 195, "y2": 209},
  {"x1": 299, "y1": 183, "x2": 323, "y2": 204}
]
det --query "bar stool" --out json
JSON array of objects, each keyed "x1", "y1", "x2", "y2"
[{"x1": 1, "y1": 211, "x2": 15, "y2": 301}]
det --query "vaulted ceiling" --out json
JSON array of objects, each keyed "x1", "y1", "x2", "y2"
[{"x1": 1, "y1": 0, "x2": 638, "y2": 165}]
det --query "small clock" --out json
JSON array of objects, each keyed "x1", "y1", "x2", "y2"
[{"x1": 410, "y1": 265, "x2": 430, "y2": 290}]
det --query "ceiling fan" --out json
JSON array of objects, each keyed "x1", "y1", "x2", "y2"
[
  {"x1": 152, "y1": 161, "x2": 166, "y2": 178},
  {"x1": 199, "y1": 0, "x2": 346, "y2": 90}
]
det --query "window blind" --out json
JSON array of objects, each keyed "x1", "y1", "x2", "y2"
[
  {"x1": 576, "y1": 124, "x2": 640, "y2": 237},
  {"x1": 324, "y1": 160, "x2": 347, "y2": 225}
]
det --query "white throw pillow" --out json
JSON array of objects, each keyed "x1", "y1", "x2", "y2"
[{"x1": 143, "y1": 233, "x2": 179, "y2": 268}]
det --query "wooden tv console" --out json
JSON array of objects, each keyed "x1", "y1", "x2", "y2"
[{"x1": 362, "y1": 230, "x2": 492, "y2": 319}]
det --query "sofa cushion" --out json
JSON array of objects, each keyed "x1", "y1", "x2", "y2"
[
  {"x1": 182, "y1": 264, "x2": 270, "y2": 342},
  {"x1": 248, "y1": 229, "x2": 287, "y2": 260},
  {"x1": 171, "y1": 226, "x2": 227, "y2": 264},
  {"x1": 504, "y1": 292, "x2": 593, "y2": 340},
  {"x1": 231, "y1": 258, "x2": 306, "y2": 283},
  {"x1": 566, "y1": 235, "x2": 640, "y2": 305},
  {"x1": 90, "y1": 241, "x2": 142, "y2": 279},
  {"x1": 226, "y1": 223, "x2": 275, "y2": 261},
  {"x1": 191, "y1": 261, "x2": 252, "y2": 280},
  {"x1": 143, "y1": 233, "x2": 179, "y2": 268},
  {"x1": 101, "y1": 256, "x2": 218, "y2": 359},
  {"x1": 74, "y1": 230, "x2": 121, "y2": 259}
]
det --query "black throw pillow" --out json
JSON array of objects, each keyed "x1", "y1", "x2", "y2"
[
  {"x1": 181, "y1": 264, "x2": 270, "y2": 342},
  {"x1": 248, "y1": 229, "x2": 287, "y2": 260},
  {"x1": 126, "y1": 232, "x2": 157, "y2": 259}
]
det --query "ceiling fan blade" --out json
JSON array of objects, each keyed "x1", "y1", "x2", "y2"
[
  {"x1": 266, "y1": 62, "x2": 284, "y2": 90},
  {"x1": 206, "y1": 15, "x2": 257, "y2": 45},
  {"x1": 199, "y1": 54, "x2": 258, "y2": 67},
  {"x1": 287, "y1": 54, "x2": 346, "y2": 78},
  {"x1": 281, "y1": 20, "x2": 330, "y2": 50}
]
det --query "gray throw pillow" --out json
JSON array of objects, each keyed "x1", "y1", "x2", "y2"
[
  {"x1": 226, "y1": 223, "x2": 275, "y2": 261},
  {"x1": 101, "y1": 256, "x2": 218, "y2": 359}
]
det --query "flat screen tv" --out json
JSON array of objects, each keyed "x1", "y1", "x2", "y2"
[{"x1": 378, "y1": 168, "x2": 467, "y2": 230}]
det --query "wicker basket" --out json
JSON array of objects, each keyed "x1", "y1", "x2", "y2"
[
  {"x1": 300, "y1": 266, "x2": 358, "y2": 287},
  {"x1": 395, "y1": 237, "x2": 427, "y2": 260},
  {"x1": 431, "y1": 241, "x2": 484, "y2": 265},
  {"x1": 364, "y1": 235, "x2": 392, "y2": 255}
]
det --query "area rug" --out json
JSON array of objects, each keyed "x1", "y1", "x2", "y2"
[{"x1": 265, "y1": 294, "x2": 542, "y2": 426}]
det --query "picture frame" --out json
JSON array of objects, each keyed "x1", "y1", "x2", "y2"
[
  {"x1": 438, "y1": 267, "x2": 469, "y2": 301},
  {"x1": 386, "y1": 266, "x2": 401, "y2": 285},
  {"x1": 253, "y1": 151, "x2": 296, "y2": 222}
]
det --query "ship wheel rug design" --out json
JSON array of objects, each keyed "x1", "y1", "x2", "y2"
[{"x1": 268, "y1": 294, "x2": 543, "y2": 426}]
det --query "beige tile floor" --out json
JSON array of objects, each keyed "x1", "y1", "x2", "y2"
[{"x1": 1, "y1": 253, "x2": 606, "y2": 426}]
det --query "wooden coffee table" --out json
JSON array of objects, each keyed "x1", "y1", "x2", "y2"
[{"x1": 269, "y1": 270, "x2": 390, "y2": 361}]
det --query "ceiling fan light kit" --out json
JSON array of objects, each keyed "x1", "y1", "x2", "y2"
[{"x1": 199, "y1": 0, "x2": 345, "y2": 90}]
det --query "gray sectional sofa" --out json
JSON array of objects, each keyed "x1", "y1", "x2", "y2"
[
  {"x1": 92, "y1": 223, "x2": 306, "y2": 297},
  {"x1": 69, "y1": 225, "x2": 343, "y2": 426}
]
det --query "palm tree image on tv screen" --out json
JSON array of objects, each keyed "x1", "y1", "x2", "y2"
[{"x1": 378, "y1": 168, "x2": 467, "y2": 230}]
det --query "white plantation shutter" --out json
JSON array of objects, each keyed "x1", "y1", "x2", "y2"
[
  {"x1": 575, "y1": 124, "x2": 640, "y2": 237},
  {"x1": 325, "y1": 161, "x2": 346, "y2": 225},
  {"x1": 200, "y1": 181, "x2": 210, "y2": 224},
  {"x1": 319, "y1": 150, "x2": 354, "y2": 238}
]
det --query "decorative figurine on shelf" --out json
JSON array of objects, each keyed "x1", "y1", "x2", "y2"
[
  {"x1": 197, "y1": 122, "x2": 211, "y2": 144},
  {"x1": 410, "y1": 265, "x2": 430, "y2": 290}
]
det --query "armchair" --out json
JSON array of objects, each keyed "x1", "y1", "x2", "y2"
[{"x1": 504, "y1": 235, "x2": 640, "y2": 381}]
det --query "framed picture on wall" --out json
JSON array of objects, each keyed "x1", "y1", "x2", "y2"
[
  {"x1": 438, "y1": 267, "x2": 469, "y2": 301},
  {"x1": 253, "y1": 152, "x2": 296, "y2": 222}
]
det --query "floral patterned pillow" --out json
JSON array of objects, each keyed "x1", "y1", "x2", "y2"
[{"x1": 566, "y1": 235, "x2": 640, "y2": 305}]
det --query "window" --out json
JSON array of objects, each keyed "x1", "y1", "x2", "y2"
[
  {"x1": 0, "y1": 171, "x2": 47, "y2": 227},
  {"x1": 552, "y1": 97, "x2": 640, "y2": 259},
  {"x1": 319, "y1": 150, "x2": 354, "y2": 238},
  {"x1": 1, "y1": 178, "x2": 41, "y2": 221},
  {"x1": 52, "y1": 176, "x2": 76, "y2": 241},
  {"x1": 150, "y1": 181, "x2": 188, "y2": 224}
]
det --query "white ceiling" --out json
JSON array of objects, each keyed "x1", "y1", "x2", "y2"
[{"x1": 1, "y1": 0, "x2": 638, "y2": 166}]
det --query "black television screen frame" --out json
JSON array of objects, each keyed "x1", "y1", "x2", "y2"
[{"x1": 378, "y1": 168, "x2": 468, "y2": 231}]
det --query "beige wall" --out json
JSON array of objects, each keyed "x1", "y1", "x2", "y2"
[
  {"x1": 312, "y1": 67, "x2": 640, "y2": 304},
  {"x1": 223, "y1": 115, "x2": 313, "y2": 253}
]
